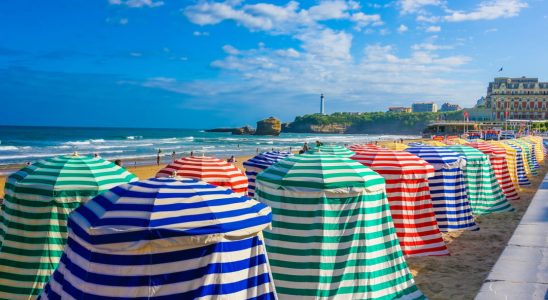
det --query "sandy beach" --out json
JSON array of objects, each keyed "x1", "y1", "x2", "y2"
[{"x1": 0, "y1": 152, "x2": 545, "y2": 300}]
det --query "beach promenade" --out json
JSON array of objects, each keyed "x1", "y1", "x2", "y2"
[{"x1": 476, "y1": 171, "x2": 548, "y2": 299}]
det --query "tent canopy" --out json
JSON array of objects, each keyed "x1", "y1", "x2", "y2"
[
  {"x1": 156, "y1": 156, "x2": 248, "y2": 195},
  {"x1": 351, "y1": 149, "x2": 435, "y2": 180},
  {"x1": 306, "y1": 145, "x2": 355, "y2": 157}
]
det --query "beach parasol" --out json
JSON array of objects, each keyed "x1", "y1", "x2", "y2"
[
  {"x1": 156, "y1": 156, "x2": 248, "y2": 195},
  {"x1": 445, "y1": 138, "x2": 469, "y2": 145},
  {"x1": 406, "y1": 146, "x2": 478, "y2": 232},
  {"x1": 466, "y1": 142, "x2": 520, "y2": 201},
  {"x1": 351, "y1": 149, "x2": 449, "y2": 256},
  {"x1": 0, "y1": 154, "x2": 137, "y2": 299},
  {"x1": 39, "y1": 177, "x2": 276, "y2": 299},
  {"x1": 307, "y1": 145, "x2": 355, "y2": 157},
  {"x1": 255, "y1": 152, "x2": 424, "y2": 299},
  {"x1": 446, "y1": 145, "x2": 513, "y2": 215},
  {"x1": 243, "y1": 150, "x2": 292, "y2": 197}
]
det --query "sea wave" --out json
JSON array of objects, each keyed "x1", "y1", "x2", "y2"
[
  {"x1": 0, "y1": 146, "x2": 20, "y2": 151},
  {"x1": 126, "y1": 136, "x2": 143, "y2": 140}
]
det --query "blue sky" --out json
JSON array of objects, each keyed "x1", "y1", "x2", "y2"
[{"x1": 1, "y1": 0, "x2": 546, "y2": 128}]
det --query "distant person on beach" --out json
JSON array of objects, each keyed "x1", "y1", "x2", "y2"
[
  {"x1": 400, "y1": 138, "x2": 404, "y2": 143},
  {"x1": 190, "y1": 151, "x2": 194, "y2": 157},
  {"x1": 114, "y1": 159, "x2": 122, "y2": 167},
  {"x1": 94, "y1": 153, "x2": 99, "y2": 158},
  {"x1": 171, "y1": 151, "x2": 176, "y2": 161},
  {"x1": 303, "y1": 142, "x2": 309, "y2": 152},
  {"x1": 156, "y1": 149, "x2": 161, "y2": 165},
  {"x1": 315, "y1": 140, "x2": 323, "y2": 147},
  {"x1": 375, "y1": 141, "x2": 378, "y2": 145},
  {"x1": 227, "y1": 155, "x2": 236, "y2": 163},
  {"x1": 25, "y1": 162, "x2": 30, "y2": 166},
  {"x1": 256, "y1": 148, "x2": 259, "y2": 154}
]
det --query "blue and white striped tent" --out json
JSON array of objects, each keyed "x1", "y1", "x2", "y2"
[
  {"x1": 39, "y1": 177, "x2": 276, "y2": 299},
  {"x1": 243, "y1": 151, "x2": 292, "y2": 197},
  {"x1": 406, "y1": 146, "x2": 478, "y2": 232},
  {"x1": 503, "y1": 142, "x2": 532, "y2": 186}
]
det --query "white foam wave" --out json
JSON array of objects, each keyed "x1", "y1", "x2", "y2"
[{"x1": 0, "y1": 146, "x2": 19, "y2": 151}]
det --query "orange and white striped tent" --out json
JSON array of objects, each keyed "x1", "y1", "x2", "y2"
[
  {"x1": 351, "y1": 148, "x2": 449, "y2": 257},
  {"x1": 347, "y1": 144, "x2": 382, "y2": 152},
  {"x1": 487, "y1": 141, "x2": 521, "y2": 189},
  {"x1": 156, "y1": 156, "x2": 248, "y2": 195},
  {"x1": 378, "y1": 142, "x2": 409, "y2": 151},
  {"x1": 467, "y1": 142, "x2": 520, "y2": 201}
]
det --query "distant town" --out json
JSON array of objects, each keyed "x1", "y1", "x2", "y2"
[{"x1": 385, "y1": 76, "x2": 548, "y2": 122}]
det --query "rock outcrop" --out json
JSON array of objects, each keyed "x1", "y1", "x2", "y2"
[
  {"x1": 232, "y1": 125, "x2": 255, "y2": 135},
  {"x1": 255, "y1": 117, "x2": 281, "y2": 136}
]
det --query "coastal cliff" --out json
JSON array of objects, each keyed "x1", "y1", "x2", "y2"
[
  {"x1": 255, "y1": 117, "x2": 281, "y2": 136},
  {"x1": 282, "y1": 112, "x2": 458, "y2": 134}
]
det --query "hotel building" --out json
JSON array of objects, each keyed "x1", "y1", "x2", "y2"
[{"x1": 487, "y1": 77, "x2": 548, "y2": 120}]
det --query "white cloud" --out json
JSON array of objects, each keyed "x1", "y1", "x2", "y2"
[
  {"x1": 184, "y1": 0, "x2": 382, "y2": 34},
  {"x1": 444, "y1": 0, "x2": 528, "y2": 22},
  {"x1": 398, "y1": 0, "x2": 442, "y2": 14},
  {"x1": 416, "y1": 14, "x2": 440, "y2": 22},
  {"x1": 426, "y1": 25, "x2": 441, "y2": 32},
  {"x1": 411, "y1": 42, "x2": 453, "y2": 51},
  {"x1": 222, "y1": 45, "x2": 240, "y2": 55},
  {"x1": 193, "y1": 31, "x2": 210, "y2": 36},
  {"x1": 109, "y1": 0, "x2": 164, "y2": 8},
  {"x1": 397, "y1": 24, "x2": 408, "y2": 33},
  {"x1": 275, "y1": 48, "x2": 300, "y2": 58}
]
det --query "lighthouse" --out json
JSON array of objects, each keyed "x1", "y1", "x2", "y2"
[{"x1": 320, "y1": 93, "x2": 325, "y2": 115}]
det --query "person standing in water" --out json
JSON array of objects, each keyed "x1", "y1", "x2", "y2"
[
  {"x1": 303, "y1": 142, "x2": 309, "y2": 152},
  {"x1": 156, "y1": 149, "x2": 162, "y2": 165},
  {"x1": 171, "y1": 151, "x2": 176, "y2": 162}
]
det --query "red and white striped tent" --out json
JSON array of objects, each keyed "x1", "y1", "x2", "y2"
[
  {"x1": 351, "y1": 148, "x2": 449, "y2": 257},
  {"x1": 156, "y1": 156, "x2": 248, "y2": 195},
  {"x1": 467, "y1": 142, "x2": 520, "y2": 201},
  {"x1": 348, "y1": 144, "x2": 383, "y2": 152}
]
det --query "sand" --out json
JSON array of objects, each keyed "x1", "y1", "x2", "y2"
[{"x1": 0, "y1": 152, "x2": 545, "y2": 299}]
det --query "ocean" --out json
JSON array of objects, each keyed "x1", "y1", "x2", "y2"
[{"x1": 0, "y1": 125, "x2": 419, "y2": 168}]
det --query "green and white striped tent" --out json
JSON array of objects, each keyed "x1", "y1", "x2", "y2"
[
  {"x1": 255, "y1": 152, "x2": 424, "y2": 300},
  {"x1": 307, "y1": 145, "x2": 355, "y2": 157},
  {"x1": 446, "y1": 145, "x2": 513, "y2": 215},
  {"x1": 0, "y1": 154, "x2": 137, "y2": 299}
]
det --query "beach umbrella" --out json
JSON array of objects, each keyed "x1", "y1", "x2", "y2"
[
  {"x1": 379, "y1": 142, "x2": 409, "y2": 151},
  {"x1": 307, "y1": 145, "x2": 355, "y2": 157},
  {"x1": 406, "y1": 146, "x2": 478, "y2": 232},
  {"x1": 0, "y1": 154, "x2": 137, "y2": 299},
  {"x1": 422, "y1": 140, "x2": 447, "y2": 147},
  {"x1": 155, "y1": 156, "x2": 248, "y2": 195},
  {"x1": 39, "y1": 177, "x2": 276, "y2": 299},
  {"x1": 255, "y1": 152, "x2": 424, "y2": 299},
  {"x1": 406, "y1": 142, "x2": 428, "y2": 147},
  {"x1": 494, "y1": 141, "x2": 531, "y2": 186},
  {"x1": 446, "y1": 145, "x2": 513, "y2": 215},
  {"x1": 504, "y1": 140, "x2": 538, "y2": 178},
  {"x1": 487, "y1": 141, "x2": 523, "y2": 188},
  {"x1": 351, "y1": 149, "x2": 448, "y2": 256},
  {"x1": 466, "y1": 142, "x2": 520, "y2": 201},
  {"x1": 243, "y1": 150, "x2": 292, "y2": 197}
]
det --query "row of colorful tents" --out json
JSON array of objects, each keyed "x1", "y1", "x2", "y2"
[{"x1": 0, "y1": 135, "x2": 544, "y2": 299}]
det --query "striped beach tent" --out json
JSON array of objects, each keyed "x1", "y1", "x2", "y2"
[
  {"x1": 243, "y1": 150, "x2": 292, "y2": 197},
  {"x1": 0, "y1": 154, "x2": 137, "y2": 299},
  {"x1": 307, "y1": 145, "x2": 355, "y2": 157},
  {"x1": 255, "y1": 152, "x2": 424, "y2": 300},
  {"x1": 445, "y1": 138, "x2": 469, "y2": 145},
  {"x1": 379, "y1": 142, "x2": 409, "y2": 151},
  {"x1": 423, "y1": 140, "x2": 447, "y2": 147},
  {"x1": 156, "y1": 156, "x2": 248, "y2": 195},
  {"x1": 504, "y1": 140, "x2": 538, "y2": 178},
  {"x1": 406, "y1": 146, "x2": 478, "y2": 232},
  {"x1": 522, "y1": 136, "x2": 546, "y2": 164},
  {"x1": 351, "y1": 149, "x2": 449, "y2": 256},
  {"x1": 519, "y1": 138, "x2": 543, "y2": 168},
  {"x1": 497, "y1": 141, "x2": 532, "y2": 186},
  {"x1": 348, "y1": 144, "x2": 382, "y2": 152},
  {"x1": 407, "y1": 142, "x2": 428, "y2": 147},
  {"x1": 487, "y1": 141, "x2": 523, "y2": 188},
  {"x1": 467, "y1": 142, "x2": 520, "y2": 201},
  {"x1": 517, "y1": 139, "x2": 540, "y2": 170},
  {"x1": 39, "y1": 177, "x2": 276, "y2": 299},
  {"x1": 446, "y1": 145, "x2": 513, "y2": 215}
]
